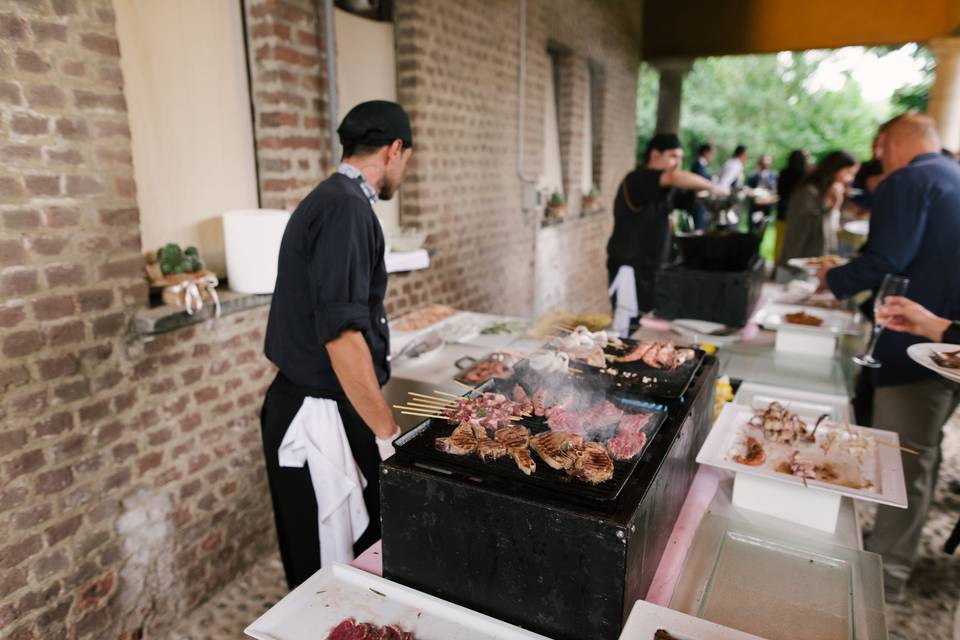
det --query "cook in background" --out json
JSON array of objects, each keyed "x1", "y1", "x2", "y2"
[
  {"x1": 686, "y1": 142, "x2": 715, "y2": 230},
  {"x1": 777, "y1": 150, "x2": 859, "y2": 271},
  {"x1": 745, "y1": 153, "x2": 778, "y2": 233},
  {"x1": 261, "y1": 101, "x2": 413, "y2": 588},
  {"x1": 820, "y1": 114, "x2": 960, "y2": 602},
  {"x1": 606, "y1": 133, "x2": 726, "y2": 330}
]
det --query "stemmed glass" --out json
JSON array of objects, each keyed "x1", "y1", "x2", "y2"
[{"x1": 853, "y1": 274, "x2": 910, "y2": 368}]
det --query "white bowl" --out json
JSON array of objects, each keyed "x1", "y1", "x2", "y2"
[{"x1": 387, "y1": 228, "x2": 427, "y2": 253}]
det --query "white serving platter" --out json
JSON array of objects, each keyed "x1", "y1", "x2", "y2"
[
  {"x1": 619, "y1": 599, "x2": 768, "y2": 640},
  {"x1": 671, "y1": 319, "x2": 742, "y2": 345},
  {"x1": 245, "y1": 563, "x2": 551, "y2": 640},
  {"x1": 733, "y1": 382, "x2": 851, "y2": 422},
  {"x1": 907, "y1": 342, "x2": 960, "y2": 384},
  {"x1": 697, "y1": 403, "x2": 907, "y2": 509},
  {"x1": 787, "y1": 256, "x2": 848, "y2": 273},
  {"x1": 753, "y1": 303, "x2": 862, "y2": 336}
]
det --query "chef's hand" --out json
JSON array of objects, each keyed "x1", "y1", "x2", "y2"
[
  {"x1": 877, "y1": 296, "x2": 952, "y2": 342},
  {"x1": 375, "y1": 424, "x2": 401, "y2": 461}
]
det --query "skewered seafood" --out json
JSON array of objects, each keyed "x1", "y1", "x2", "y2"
[
  {"x1": 931, "y1": 349, "x2": 960, "y2": 369},
  {"x1": 733, "y1": 436, "x2": 765, "y2": 466},
  {"x1": 550, "y1": 326, "x2": 611, "y2": 367},
  {"x1": 568, "y1": 442, "x2": 614, "y2": 484},
  {"x1": 749, "y1": 402, "x2": 808, "y2": 445},
  {"x1": 616, "y1": 340, "x2": 695, "y2": 369},
  {"x1": 529, "y1": 431, "x2": 583, "y2": 470}
]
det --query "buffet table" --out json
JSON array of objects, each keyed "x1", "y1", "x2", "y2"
[{"x1": 250, "y1": 290, "x2": 891, "y2": 640}]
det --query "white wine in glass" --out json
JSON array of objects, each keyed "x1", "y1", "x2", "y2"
[{"x1": 852, "y1": 274, "x2": 910, "y2": 368}]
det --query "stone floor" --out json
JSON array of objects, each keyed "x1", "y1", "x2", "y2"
[{"x1": 164, "y1": 411, "x2": 960, "y2": 640}]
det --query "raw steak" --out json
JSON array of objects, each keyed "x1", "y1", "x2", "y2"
[{"x1": 606, "y1": 430, "x2": 646, "y2": 460}]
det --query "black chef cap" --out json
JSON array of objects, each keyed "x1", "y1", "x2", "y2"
[
  {"x1": 337, "y1": 100, "x2": 412, "y2": 150},
  {"x1": 646, "y1": 132, "x2": 681, "y2": 154}
]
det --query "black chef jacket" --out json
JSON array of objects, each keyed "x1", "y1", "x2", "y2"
[
  {"x1": 606, "y1": 168, "x2": 676, "y2": 311},
  {"x1": 264, "y1": 173, "x2": 390, "y2": 398}
]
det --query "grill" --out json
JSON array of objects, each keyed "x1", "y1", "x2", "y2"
[
  {"x1": 392, "y1": 377, "x2": 667, "y2": 504},
  {"x1": 573, "y1": 338, "x2": 707, "y2": 399}
]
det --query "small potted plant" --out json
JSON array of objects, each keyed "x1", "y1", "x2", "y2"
[
  {"x1": 581, "y1": 183, "x2": 601, "y2": 213},
  {"x1": 545, "y1": 191, "x2": 566, "y2": 221}
]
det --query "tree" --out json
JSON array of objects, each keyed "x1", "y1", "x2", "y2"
[{"x1": 636, "y1": 51, "x2": 886, "y2": 170}]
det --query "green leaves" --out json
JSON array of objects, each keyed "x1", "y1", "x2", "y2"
[{"x1": 157, "y1": 243, "x2": 203, "y2": 275}]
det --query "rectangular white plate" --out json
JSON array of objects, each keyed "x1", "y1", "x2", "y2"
[
  {"x1": 697, "y1": 404, "x2": 906, "y2": 508},
  {"x1": 752, "y1": 303, "x2": 862, "y2": 336},
  {"x1": 733, "y1": 382, "x2": 851, "y2": 422},
  {"x1": 619, "y1": 600, "x2": 768, "y2": 640},
  {"x1": 245, "y1": 564, "x2": 551, "y2": 640}
]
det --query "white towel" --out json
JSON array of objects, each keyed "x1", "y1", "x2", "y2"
[
  {"x1": 278, "y1": 398, "x2": 369, "y2": 566},
  {"x1": 608, "y1": 265, "x2": 638, "y2": 338}
]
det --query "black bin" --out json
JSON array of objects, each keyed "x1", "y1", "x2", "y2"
[{"x1": 654, "y1": 256, "x2": 765, "y2": 327}]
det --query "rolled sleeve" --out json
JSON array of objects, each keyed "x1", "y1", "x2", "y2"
[{"x1": 308, "y1": 198, "x2": 377, "y2": 345}]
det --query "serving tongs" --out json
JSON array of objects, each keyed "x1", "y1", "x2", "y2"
[{"x1": 930, "y1": 348, "x2": 960, "y2": 370}]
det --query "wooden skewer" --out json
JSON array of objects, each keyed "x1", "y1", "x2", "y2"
[
  {"x1": 452, "y1": 379, "x2": 474, "y2": 389},
  {"x1": 434, "y1": 390, "x2": 461, "y2": 399},
  {"x1": 399, "y1": 410, "x2": 446, "y2": 419},
  {"x1": 406, "y1": 402, "x2": 451, "y2": 412},
  {"x1": 407, "y1": 392, "x2": 454, "y2": 404},
  {"x1": 877, "y1": 440, "x2": 919, "y2": 455},
  {"x1": 393, "y1": 404, "x2": 442, "y2": 414}
]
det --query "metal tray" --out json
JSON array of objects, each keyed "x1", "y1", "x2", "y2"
[
  {"x1": 392, "y1": 380, "x2": 667, "y2": 504},
  {"x1": 567, "y1": 337, "x2": 707, "y2": 400}
]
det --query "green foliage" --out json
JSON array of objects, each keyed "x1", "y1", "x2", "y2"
[
  {"x1": 157, "y1": 242, "x2": 203, "y2": 275},
  {"x1": 637, "y1": 51, "x2": 887, "y2": 171},
  {"x1": 548, "y1": 191, "x2": 566, "y2": 206}
]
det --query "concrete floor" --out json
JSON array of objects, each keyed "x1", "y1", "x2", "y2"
[{"x1": 165, "y1": 410, "x2": 960, "y2": 640}]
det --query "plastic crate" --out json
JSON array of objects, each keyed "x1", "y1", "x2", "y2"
[{"x1": 654, "y1": 256, "x2": 765, "y2": 327}]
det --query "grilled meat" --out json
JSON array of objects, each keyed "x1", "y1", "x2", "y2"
[
  {"x1": 495, "y1": 426, "x2": 535, "y2": 474},
  {"x1": 529, "y1": 431, "x2": 583, "y2": 470},
  {"x1": 435, "y1": 422, "x2": 480, "y2": 455},
  {"x1": 546, "y1": 407, "x2": 585, "y2": 436},
  {"x1": 477, "y1": 437, "x2": 509, "y2": 461},
  {"x1": 325, "y1": 618, "x2": 416, "y2": 640},
  {"x1": 607, "y1": 430, "x2": 646, "y2": 460},
  {"x1": 619, "y1": 340, "x2": 694, "y2": 369},
  {"x1": 733, "y1": 436, "x2": 765, "y2": 466},
  {"x1": 581, "y1": 400, "x2": 623, "y2": 429},
  {"x1": 568, "y1": 442, "x2": 614, "y2": 484},
  {"x1": 617, "y1": 412, "x2": 652, "y2": 435},
  {"x1": 532, "y1": 388, "x2": 546, "y2": 416},
  {"x1": 509, "y1": 445, "x2": 537, "y2": 475}
]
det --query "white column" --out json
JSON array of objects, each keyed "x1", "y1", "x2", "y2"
[
  {"x1": 928, "y1": 38, "x2": 960, "y2": 153},
  {"x1": 650, "y1": 57, "x2": 694, "y2": 134}
]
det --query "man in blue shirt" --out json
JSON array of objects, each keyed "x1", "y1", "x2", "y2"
[{"x1": 820, "y1": 114, "x2": 960, "y2": 601}]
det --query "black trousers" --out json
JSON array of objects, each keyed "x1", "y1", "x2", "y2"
[{"x1": 260, "y1": 372, "x2": 382, "y2": 589}]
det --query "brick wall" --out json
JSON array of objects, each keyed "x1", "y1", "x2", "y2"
[
  {"x1": 387, "y1": 0, "x2": 640, "y2": 318},
  {"x1": 244, "y1": 0, "x2": 332, "y2": 210},
  {"x1": 0, "y1": 2, "x2": 276, "y2": 638}
]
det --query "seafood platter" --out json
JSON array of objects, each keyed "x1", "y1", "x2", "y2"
[
  {"x1": 697, "y1": 402, "x2": 906, "y2": 508},
  {"x1": 245, "y1": 563, "x2": 549, "y2": 640},
  {"x1": 382, "y1": 352, "x2": 720, "y2": 640},
  {"x1": 547, "y1": 325, "x2": 706, "y2": 399},
  {"x1": 907, "y1": 342, "x2": 960, "y2": 383},
  {"x1": 752, "y1": 303, "x2": 861, "y2": 336}
]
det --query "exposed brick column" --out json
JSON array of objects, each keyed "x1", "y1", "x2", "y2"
[
  {"x1": 0, "y1": 2, "x2": 277, "y2": 638},
  {"x1": 244, "y1": 0, "x2": 332, "y2": 210}
]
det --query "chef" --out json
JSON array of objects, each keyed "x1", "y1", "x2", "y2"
[
  {"x1": 260, "y1": 100, "x2": 412, "y2": 588},
  {"x1": 606, "y1": 133, "x2": 723, "y2": 328}
]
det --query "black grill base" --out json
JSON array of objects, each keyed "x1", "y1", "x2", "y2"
[{"x1": 380, "y1": 359, "x2": 718, "y2": 640}]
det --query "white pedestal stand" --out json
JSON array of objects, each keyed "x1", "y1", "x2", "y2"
[
  {"x1": 774, "y1": 328, "x2": 837, "y2": 357},
  {"x1": 732, "y1": 472, "x2": 842, "y2": 533}
]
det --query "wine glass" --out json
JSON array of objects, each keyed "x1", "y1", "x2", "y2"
[{"x1": 852, "y1": 274, "x2": 910, "y2": 368}]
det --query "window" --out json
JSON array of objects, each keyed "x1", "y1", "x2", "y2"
[{"x1": 539, "y1": 49, "x2": 564, "y2": 200}]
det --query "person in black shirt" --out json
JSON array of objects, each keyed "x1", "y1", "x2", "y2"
[
  {"x1": 773, "y1": 149, "x2": 810, "y2": 264},
  {"x1": 607, "y1": 133, "x2": 723, "y2": 319},
  {"x1": 686, "y1": 142, "x2": 714, "y2": 230},
  {"x1": 261, "y1": 100, "x2": 412, "y2": 588}
]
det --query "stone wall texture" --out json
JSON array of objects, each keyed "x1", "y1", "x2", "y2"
[{"x1": 0, "y1": 0, "x2": 639, "y2": 637}]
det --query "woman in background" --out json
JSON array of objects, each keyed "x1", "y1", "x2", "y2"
[
  {"x1": 773, "y1": 149, "x2": 810, "y2": 263},
  {"x1": 778, "y1": 150, "x2": 859, "y2": 268}
]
